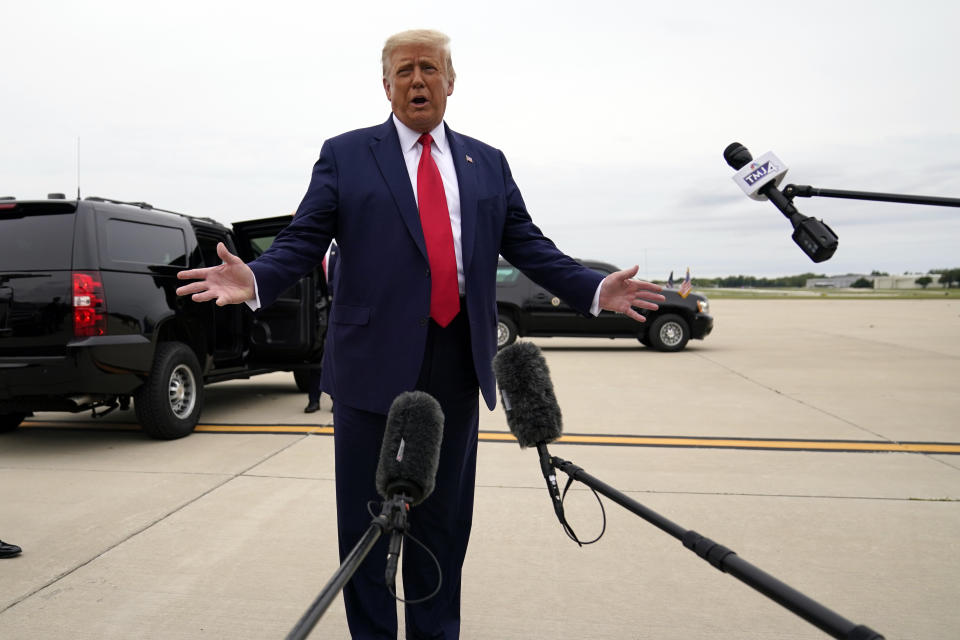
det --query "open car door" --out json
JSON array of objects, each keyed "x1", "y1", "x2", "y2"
[{"x1": 233, "y1": 216, "x2": 329, "y2": 366}]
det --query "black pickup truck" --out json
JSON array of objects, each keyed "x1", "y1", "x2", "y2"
[
  {"x1": 495, "y1": 259, "x2": 713, "y2": 351},
  {"x1": 0, "y1": 196, "x2": 328, "y2": 438}
]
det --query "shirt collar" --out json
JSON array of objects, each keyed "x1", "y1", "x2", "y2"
[{"x1": 392, "y1": 114, "x2": 448, "y2": 156}]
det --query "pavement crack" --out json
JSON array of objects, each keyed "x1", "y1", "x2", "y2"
[
  {"x1": 694, "y1": 352, "x2": 891, "y2": 442},
  {"x1": 0, "y1": 434, "x2": 310, "y2": 616},
  {"x1": 478, "y1": 483, "x2": 959, "y2": 503}
]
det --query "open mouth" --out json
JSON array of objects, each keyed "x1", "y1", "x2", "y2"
[{"x1": 411, "y1": 96, "x2": 429, "y2": 106}]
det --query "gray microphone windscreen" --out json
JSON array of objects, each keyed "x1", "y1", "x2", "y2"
[
  {"x1": 492, "y1": 342, "x2": 562, "y2": 448},
  {"x1": 375, "y1": 391, "x2": 444, "y2": 506}
]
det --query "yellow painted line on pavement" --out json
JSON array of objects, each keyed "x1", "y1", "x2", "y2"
[
  {"x1": 21, "y1": 421, "x2": 334, "y2": 435},
  {"x1": 548, "y1": 434, "x2": 960, "y2": 454},
  {"x1": 480, "y1": 431, "x2": 960, "y2": 453},
  {"x1": 19, "y1": 419, "x2": 960, "y2": 454},
  {"x1": 196, "y1": 424, "x2": 335, "y2": 435}
]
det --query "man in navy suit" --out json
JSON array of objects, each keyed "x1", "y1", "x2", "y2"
[{"x1": 177, "y1": 29, "x2": 663, "y2": 639}]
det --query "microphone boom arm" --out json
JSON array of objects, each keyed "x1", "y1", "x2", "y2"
[
  {"x1": 286, "y1": 496, "x2": 407, "y2": 640},
  {"x1": 548, "y1": 453, "x2": 885, "y2": 640},
  {"x1": 783, "y1": 184, "x2": 960, "y2": 208}
]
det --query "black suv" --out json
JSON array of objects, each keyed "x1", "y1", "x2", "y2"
[
  {"x1": 495, "y1": 259, "x2": 713, "y2": 351},
  {"x1": 0, "y1": 196, "x2": 328, "y2": 439}
]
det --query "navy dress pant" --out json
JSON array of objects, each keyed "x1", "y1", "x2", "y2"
[{"x1": 333, "y1": 306, "x2": 479, "y2": 639}]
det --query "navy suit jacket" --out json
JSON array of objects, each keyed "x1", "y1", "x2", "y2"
[{"x1": 250, "y1": 116, "x2": 603, "y2": 415}]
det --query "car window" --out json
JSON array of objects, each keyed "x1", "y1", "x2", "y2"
[
  {"x1": 195, "y1": 235, "x2": 222, "y2": 268},
  {"x1": 0, "y1": 208, "x2": 75, "y2": 270},
  {"x1": 249, "y1": 235, "x2": 276, "y2": 258},
  {"x1": 105, "y1": 219, "x2": 186, "y2": 267},
  {"x1": 497, "y1": 265, "x2": 520, "y2": 285}
]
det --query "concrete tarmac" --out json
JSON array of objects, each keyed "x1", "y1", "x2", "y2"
[{"x1": 1, "y1": 299, "x2": 958, "y2": 639}]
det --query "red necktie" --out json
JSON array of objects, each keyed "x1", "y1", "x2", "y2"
[{"x1": 417, "y1": 133, "x2": 460, "y2": 327}]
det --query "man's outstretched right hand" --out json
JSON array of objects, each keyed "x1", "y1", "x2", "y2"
[{"x1": 176, "y1": 242, "x2": 256, "y2": 306}]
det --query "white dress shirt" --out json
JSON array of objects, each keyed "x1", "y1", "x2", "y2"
[{"x1": 393, "y1": 114, "x2": 465, "y2": 294}]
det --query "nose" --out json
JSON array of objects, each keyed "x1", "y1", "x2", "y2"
[{"x1": 411, "y1": 66, "x2": 425, "y2": 87}]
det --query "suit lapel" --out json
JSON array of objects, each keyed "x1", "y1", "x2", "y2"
[
  {"x1": 447, "y1": 125, "x2": 478, "y2": 277},
  {"x1": 370, "y1": 117, "x2": 428, "y2": 261}
]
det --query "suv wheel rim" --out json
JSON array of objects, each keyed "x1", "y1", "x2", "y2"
[
  {"x1": 168, "y1": 364, "x2": 197, "y2": 419},
  {"x1": 497, "y1": 321, "x2": 508, "y2": 348},
  {"x1": 659, "y1": 321, "x2": 683, "y2": 347}
]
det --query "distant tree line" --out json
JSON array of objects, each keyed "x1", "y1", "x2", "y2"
[
  {"x1": 666, "y1": 268, "x2": 960, "y2": 289},
  {"x1": 932, "y1": 268, "x2": 960, "y2": 288},
  {"x1": 684, "y1": 273, "x2": 826, "y2": 288}
]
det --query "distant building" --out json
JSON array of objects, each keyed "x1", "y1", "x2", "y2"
[
  {"x1": 805, "y1": 275, "x2": 866, "y2": 288},
  {"x1": 873, "y1": 274, "x2": 942, "y2": 289},
  {"x1": 805, "y1": 274, "x2": 942, "y2": 289}
]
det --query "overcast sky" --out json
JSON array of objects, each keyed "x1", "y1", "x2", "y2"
[{"x1": 3, "y1": 0, "x2": 959, "y2": 278}]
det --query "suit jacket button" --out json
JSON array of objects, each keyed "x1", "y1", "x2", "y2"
[
  {"x1": 420, "y1": 317, "x2": 428, "y2": 327},
  {"x1": 425, "y1": 269, "x2": 430, "y2": 277}
]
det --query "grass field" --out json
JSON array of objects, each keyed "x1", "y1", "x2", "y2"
[{"x1": 694, "y1": 287, "x2": 960, "y2": 300}]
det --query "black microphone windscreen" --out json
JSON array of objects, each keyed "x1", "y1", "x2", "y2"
[
  {"x1": 492, "y1": 342, "x2": 562, "y2": 448},
  {"x1": 375, "y1": 391, "x2": 444, "y2": 506},
  {"x1": 723, "y1": 142, "x2": 753, "y2": 170}
]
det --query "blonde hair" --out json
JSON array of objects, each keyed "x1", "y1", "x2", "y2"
[{"x1": 381, "y1": 29, "x2": 456, "y2": 82}]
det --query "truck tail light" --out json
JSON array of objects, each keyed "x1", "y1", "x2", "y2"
[{"x1": 73, "y1": 271, "x2": 107, "y2": 337}]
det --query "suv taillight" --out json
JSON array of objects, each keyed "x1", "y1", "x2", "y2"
[{"x1": 73, "y1": 271, "x2": 107, "y2": 337}]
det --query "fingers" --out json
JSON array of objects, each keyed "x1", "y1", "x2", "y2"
[
  {"x1": 191, "y1": 290, "x2": 219, "y2": 303},
  {"x1": 175, "y1": 281, "x2": 208, "y2": 296},
  {"x1": 177, "y1": 244, "x2": 239, "y2": 279},
  {"x1": 177, "y1": 267, "x2": 210, "y2": 281},
  {"x1": 633, "y1": 289, "x2": 666, "y2": 303},
  {"x1": 176, "y1": 282, "x2": 220, "y2": 304},
  {"x1": 217, "y1": 242, "x2": 242, "y2": 265},
  {"x1": 630, "y1": 300, "x2": 659, "y2": 312},
  {"x1": 619, "y1": 280, "x2": 665, "y2": 303},
  {"x1": 633, "y1": 280, "x2": 664, "y2": 293}
]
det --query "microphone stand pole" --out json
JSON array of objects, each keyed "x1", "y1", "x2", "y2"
[
  {"x1": 783, "y1": 184, "x2": 960, "y2": 208},
  {"x1": 285, "y1": 495, "x2": 407, "y2": 640},
  {"x1": 548, "y1": 453, "x2": 884, "y2": 640}
]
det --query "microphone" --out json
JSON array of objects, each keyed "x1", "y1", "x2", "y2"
[
  {"x1": 492, "y1": 342, "x2": 565, "y2": 521},
  {"x1": 724, "y1": 142, "x2": 838, "y2": 263},
  {"x1": 376, "y1": 391, "x2": 444, "y2": 589}
]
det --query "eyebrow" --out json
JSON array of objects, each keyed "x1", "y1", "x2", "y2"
[{"x1": 395, "y1": 58, "x2": 441, "y2": 70}]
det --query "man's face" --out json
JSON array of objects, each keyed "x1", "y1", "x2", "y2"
[{"x1": 383, "y1": 44, "x2": 454, "y2": 133}]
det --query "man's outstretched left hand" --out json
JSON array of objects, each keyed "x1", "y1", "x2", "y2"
[{"x1": 598, "y1": 265, "x2": 665, "y2": 322}]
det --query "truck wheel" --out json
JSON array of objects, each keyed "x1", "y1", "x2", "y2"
[
  {"x1": 0, "y1": 413, "x2": 26, "y2": 433},
  {"x1": 648, "y1": 314, "x2": 690, "y2": 352},
  {"x1": 497, "y1": 315, "x2": 517, "y2": 350},
  {"x1": 135, "y1": 342, "x2": 203, "y2": 439}
]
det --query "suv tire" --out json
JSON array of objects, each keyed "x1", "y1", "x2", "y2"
[
  {"x1": 135, "y1": 342, "x2": 203, "y2": 439},
  {"x1": 648, "y1": 314, "x2": 690, "y2": 352},
  {"x1": 0, "y1": 413, "x2": 26, "y2": 433},
  {"x1": 497, "y1": 315, "x2": 518, "y2": 350}
]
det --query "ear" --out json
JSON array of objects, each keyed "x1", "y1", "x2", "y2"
[
  {"x1": 383, "y1": 77, "x2": 392, "y2": 101},
  {"x1": 446, "y1": 77, "x2": 455, "y2": 97}
]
